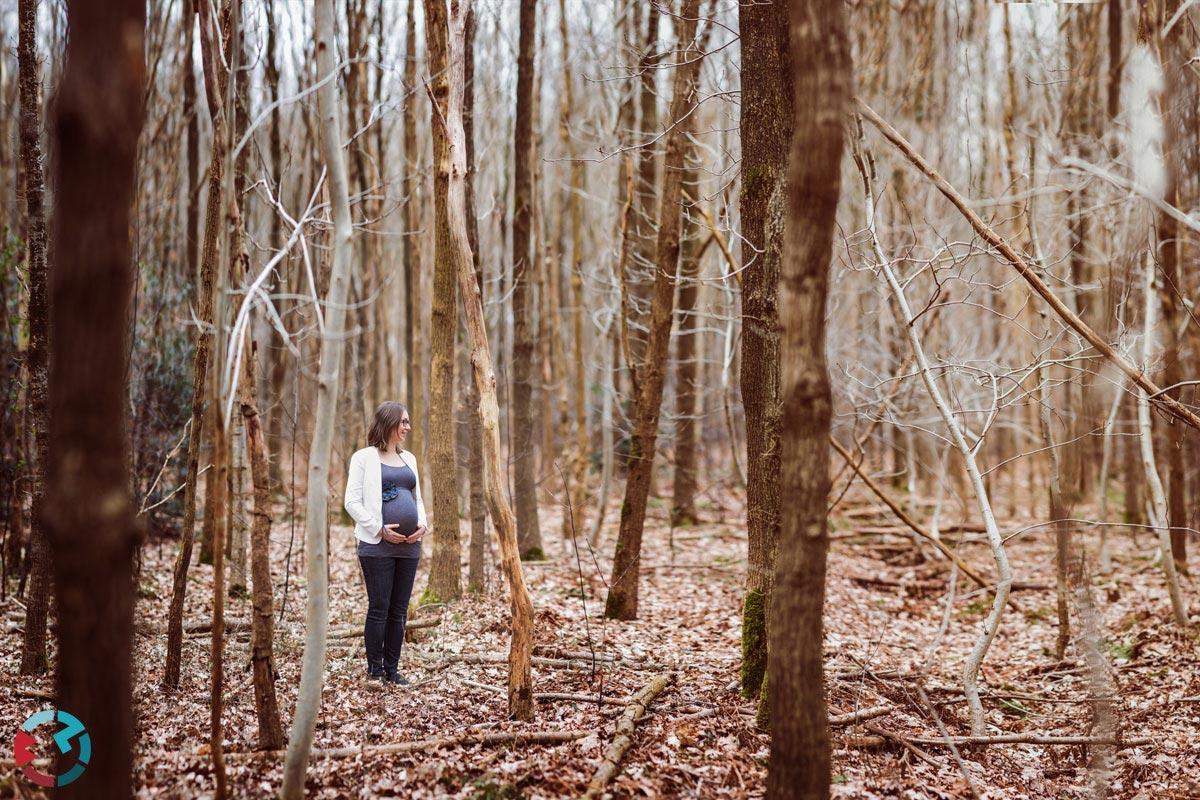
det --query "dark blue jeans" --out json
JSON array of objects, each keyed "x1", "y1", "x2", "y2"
[{"x1": 358, "y1": 556, "x2": 420, "y2": 677}]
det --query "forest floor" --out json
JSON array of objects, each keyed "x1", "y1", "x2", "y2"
[{"x1": 2, "y1": 477, "x2": 1199, "y2": 799}]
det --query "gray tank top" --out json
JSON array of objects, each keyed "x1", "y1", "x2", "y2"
[{"x1": 356, "y1": 463, "x2": 422, "y2": 559}]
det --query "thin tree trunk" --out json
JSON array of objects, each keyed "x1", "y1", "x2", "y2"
[
  {"x1": 46, "y1": 1, "x2": 146, "y2": 796},
  {"x1": 738, "y1": 0, "x2": 790, "y2": 700},
  {"x1": 1138, "y1": 248, "x2": 1190, "y2": 627},
  {"x1": 240, "y1": 341, "x2": 284, "y2": 749},
  {"x1": 423, "y1": 0, "x2": 463, "y2": 603},
  {"x1": 402, "y1": 0, "x2": 423, "y2": 480},
  {"x1": 556, "y1": 0, "x2": 589, "y2": 544},
  {"x1": 464, "y1": 3, "x2": 488, "y2": 593},
  {"x1": 605, "y1": 0, "x2": 702, "y2": 621},
  {"x1": 280, "y1": 0, "x2": 356, "y2": 790},
  {"x1": 628, "y1": 3, "x2": 660, "y2": 367},
  {"x1": 17, "y1": 0, "x2": 52, "y2": 677},
  {"x1": 766, "y1": 2, "x2": 849, "y2": 797},
  {"x1": 443, "y1": 0, "x2": 536, "y2": 721},
  {"x1": 511, "y1": 0, "x2": 544, "y2": 560},
  {"x1": 165, "y1": 0, "x2": 229, "y2": 690},
  {"x1": 265, "y1": 0, "x2": 287, "y2": 491},
  {"x1": 670, "y1": 166, "x2": 702, "y2": 528}
]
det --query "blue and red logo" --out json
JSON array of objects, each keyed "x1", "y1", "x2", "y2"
[{"x1": 13, "y1": 709, "x2": 90, "y2": 787}]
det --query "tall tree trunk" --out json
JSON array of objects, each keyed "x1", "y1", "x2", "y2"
[
  {"x1": 240, "y1": 341, "x2": 284, "y2": 749},
  {"x1": 739, "y1": 0, "x2": 791, "y2": 683},
  {"x1": 766, "y1": 1, "x2": 850, "y2": 797},
  {"x1": 628, "y1": 4, "x2": 660, "y2": 367},
  {"x1": 280, "y1": 0, "x2": 355, "y2": 790},
  {"x1": 511, "y1": 0, "x2": 544, "y2": 560},
  {"x1": 185, "y1": 0, "x2": 201, "y2": 293},
  {"x1": 464, "y1": 3, "x2": 489, "y2": 593},
  {"x1": 423, "y1": 0, "x2": 463, "y2": 602},
  {"x1": 17, "y1": 0, "x2": 52, "y2": 677},
  {"x1": 671, "y1": 141, "x2": 705, "y2": 527},
  {"x1": 604, "y1": 0, "x2": 702, "y2": 621},
  {"x1": 265, "y1": 0, "x2": 287, "y2": 491},
  {"x1": 402, "y1": 0, "x2": 424, "y2": 485},
  {"x1": 560, "y1": 0, "x2": 588, "y2": 542},
  {"x1": 1153, "y1": 0, "x2": 1188, "y2": 572},
  {"x1": 46, "y1": 0, "x2": 146, "y2": 796},
  {"x1": 444, "y1": 0, "x2": 536, "y2": 720},
  {"x1": 165, "y1": 0, "x2": 229, "y2": 690}
]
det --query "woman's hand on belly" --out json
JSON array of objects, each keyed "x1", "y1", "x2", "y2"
[
  {"x1": 380, "y1": 524, "x2": 406, "y2": 544},
  {"x1": 401, "y1": 525, "x2": 427, "y2": 544}
]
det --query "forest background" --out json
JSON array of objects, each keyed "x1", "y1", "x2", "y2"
[{"x1": 2, "y1": 0, "x2": 1200, "y2": 798}]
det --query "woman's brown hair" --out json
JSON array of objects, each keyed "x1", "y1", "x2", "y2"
[{"x1": 367, "y1": 401, "x2": 410, "y2": 450}]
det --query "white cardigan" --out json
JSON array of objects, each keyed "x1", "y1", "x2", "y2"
[{"x1": 344, "y1": 446, "x2": 429, "y2": 545}]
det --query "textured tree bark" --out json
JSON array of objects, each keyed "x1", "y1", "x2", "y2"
[
  {"x1": 280, "y1": 0, "x2": 355, "y2": 791},
  {"x1": 766, "y1": 0, "x2": 849, "y2": 796},
  {"x1": 628, "y1": 3, "x2": 660, "y2": 367},
  {"x1": 46, "y1": 1, "x2": 145, "y2": 797},
  {"x1": 264, "y1": 0, "x2": 288, "y2": 491},
  {"x1": 402, "y1": 0, "x2": 424, "y2": 492},
  {"x1": 423, "y1": 0, "x2": 463, "y2": 602},
  {"x1": 1152, "y1": 0, "x2": 1188, "y2": 572},
  {"x1": 670, "y1": 164, "x2": 701, "y2": 528},
  {"x1": 463, "y1": 3, "x2": 489, "y2": 593},
  {"x1": 165, "y1": 0, "x2": 229, "y2": 690},
  {"x1": 239, "y1": 341, "x2": 284, "y2": 750},
  {"x1": 738, "y1": 0, "x2": 791, "y2": 701},
  {"x1": 17, "y1": 0, "x2": 52, "y2": 677},
  {"x1": 605, "y1": 0, "x2": 701, "y2": 621},
  {"x1": 511, "y1": 0, "x2": 544, "y2": 560},
  {"x1": 443, "y1": 0, "x2": 536, "y2": 720}
]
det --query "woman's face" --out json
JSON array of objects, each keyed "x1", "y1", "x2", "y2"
[{"x1": 391, "y1": 414, "x2": 412, "y2": 446}]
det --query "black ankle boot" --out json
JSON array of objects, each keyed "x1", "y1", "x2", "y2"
[{"x1": 385, "y1": 671, "x2": 409, "y2": 686}]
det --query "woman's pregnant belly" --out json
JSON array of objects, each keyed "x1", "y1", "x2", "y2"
[{"x1": 382, "y1": 492, "x2": 419, "y2": 537}]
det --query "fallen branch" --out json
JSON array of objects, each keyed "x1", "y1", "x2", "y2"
[
  {"x1": 856, "y1": 98, "x2": 1200, "y2": 431},
  {"x1": 582, "y1": 672, "x2": 675, "y2": 800},
  {"x1": 842, "y1": 730, "x2": 1152, "y2": 749},
  {"x1": 462, "y1": 679, "x2": 629, "y2": 706},
  {"x1": 441, "y1": 653, "x2": 663, "y2": 671},
  {"x1": 219, "y1": 729, "x2": 588, "y2": 761},
  {"x1": 829, "y1": 705, "x2": 895, "y2": 727},
  {"x1": 830, "y1": 437, "x2": 1020, "y2": 613}
]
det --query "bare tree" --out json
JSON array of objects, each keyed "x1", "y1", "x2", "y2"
[
  {"x1": 46, "y1": 0, "x2": 146, "y2": 796},
  {"x1": 281, "y1": 0, "x2": 356, "y2": 791},
  {"x1": 738, "y1": 0, "x2": 790, "y2": 703},
  {"x1": 766, "y1": 1, "x2": 850, "y2": 797},
  {"x1": 605, "y1": 0, "x2": 702, "y2": 621},
  {"x1": 511, "y1": 0, "x2": 545, "y2": 560},
  {"x1": 17, "y1": 0, "x2": 52, "y2": 677},
  {"x1": 443, "y1": 0, "x2": 537, "y2": 721},
  {"x1": 424, "y1": 0, "x2": 464, "y2": 601},
  {"x1": 164, "y1": 0, "x2": 229, "y2": 690}
]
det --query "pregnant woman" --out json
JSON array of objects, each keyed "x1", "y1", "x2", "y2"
[{"x1": 344, "y1": 401, "x2": 428, "y2": 686}]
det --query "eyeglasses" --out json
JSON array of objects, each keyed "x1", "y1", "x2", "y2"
[{"x1": 399, "y1": 420, "x2": 412, "y2": 428}]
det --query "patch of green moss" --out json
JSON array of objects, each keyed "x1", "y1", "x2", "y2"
[
  {"x1": 755, "y1": 672, "x2": 770, "y2": 730},
  {"x1": 418, "y1": 587, "x2": 443, "y2": 607},
  {"x1": 520, "y1": 546, "x2": 546, "y2": 562},
  {"x1": 741, "y1": 589, "x2": 768, "y2": 700}
]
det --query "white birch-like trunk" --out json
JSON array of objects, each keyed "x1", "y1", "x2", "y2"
[
  {"x1": 856, "y1": 133, "x2": 1011, "y2": 736},
  {"x1": 1137, "y1": 249, "x2": 1190, "y2": 628},
  {"x1": 281, "y1": 0, "x2": 355, "y2": 793}
]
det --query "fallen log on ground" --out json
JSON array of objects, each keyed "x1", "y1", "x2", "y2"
[
  {"x1": 829, "y1": 705, "x2": 895, "y2": 727},
  {"x1": 582, "y1": 672, "x2": 675, "y2": 800},
  {"x1": 441, "y1": 653, "x2": 664, "y2": 671},
  {"x1": 461, "y1": 679, "x2": 629, "y2": 706}
]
